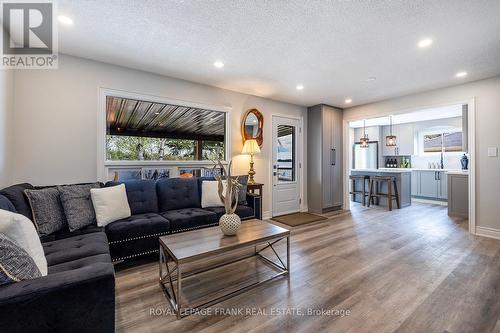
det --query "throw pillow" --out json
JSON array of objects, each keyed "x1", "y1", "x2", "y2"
[
  {"x1": 0, "y1": 209, "x2": 48, "y2": 276},
  {"x1": 58, "y1": 183, "x2": 101, "y2": 232},
  {"x1": 90, "y1": 184, "x2": 131, "y2": 227},
  {"x1": 201, "y1": 180, "x2": 226, "y2": 208},
  {"x1": 24, "y1": 187, "x2": 67, "y2": 236},
  {"x1": 0, "y1": 233, "x2": 42, "y2": 286}
]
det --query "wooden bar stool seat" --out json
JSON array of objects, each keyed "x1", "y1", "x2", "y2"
[
  {"x1": 349, "y1": 175, "x2": 370, "y2": 206},
  {"x1": 367, "y1": 176, "x2": 400, "y2": 211}
]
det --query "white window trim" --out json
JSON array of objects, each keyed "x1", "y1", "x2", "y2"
[{"x1": 97, "y1": 87, "x2": 231, "y2": 181}]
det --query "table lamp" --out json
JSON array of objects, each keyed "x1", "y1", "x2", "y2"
[{"x1": 242, "y1": 139, "x2": 261, "y2": 184}]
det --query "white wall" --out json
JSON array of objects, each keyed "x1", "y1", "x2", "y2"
[
  {"x1": 344, "y1": 75, "x2": 500, "y2": 230},
  {"x1": 0, "y1": 70, "x2": 14, "y2": 188},
  {"x1": 12, "y1": 55, "x2": 307, "y2": 216}
]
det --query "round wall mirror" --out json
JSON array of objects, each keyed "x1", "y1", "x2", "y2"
[{"x1": 241, "y1": 108, "x2": 264, "y2": 147}]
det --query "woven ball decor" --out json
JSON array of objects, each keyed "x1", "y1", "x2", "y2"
[{"x1": 219, "y1": 213, "x2": 241, "y2": 236}]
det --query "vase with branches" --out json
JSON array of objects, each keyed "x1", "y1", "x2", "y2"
[{"x1": 213, "y1": 160, "x2": 242, "y2": 235}]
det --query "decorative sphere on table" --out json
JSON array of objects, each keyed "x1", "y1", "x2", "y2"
[{"x1": 219, "y1": 213, "x2": 241, "y2": 236}]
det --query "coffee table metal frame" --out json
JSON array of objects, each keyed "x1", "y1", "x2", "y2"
[{"x1": 159, "y1": 231, "x2": 290, "y2": 319}]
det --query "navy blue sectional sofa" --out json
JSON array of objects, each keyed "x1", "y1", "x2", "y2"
[{"x1": 0, "y1": 177, "x2": 261, "y2": 333}]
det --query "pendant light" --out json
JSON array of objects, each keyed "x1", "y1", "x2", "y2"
[
  {"x1": 360, "y1": 120, "x2": 369, "y2": 148},
  {"x1": 386, "y1": 115, "x2": 397, "y2": 146}
]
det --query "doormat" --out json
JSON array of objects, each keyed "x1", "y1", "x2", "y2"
[{"x1": 271, "y1": 212, "x2": 327, "y2": 227}]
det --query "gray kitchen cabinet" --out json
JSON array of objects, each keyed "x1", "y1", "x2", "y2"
[
  {"x1": 381, "y1": 124, "x2": 414, "y2": 156},
  {"x1": 419, "y1": 171, "x2": 438, "y2": 198},
  {"x1": 448, "y1": 173, "x2": 468, "y2": 217},
  {"x1": 307, "y1": 104, "x2": 343, "y2": 213},
  {"x1": 412, "y1": 170, "x2": 447, "y2": 200},
  {"x1": 411, "y1": 171, "x2": 419, "y2": 196},
  {"x1": 437, "y1": 171, "x2": 448, "y2": 199}
]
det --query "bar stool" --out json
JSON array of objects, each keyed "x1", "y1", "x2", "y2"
[
  {"x1": 367, "y1": 176, "x2": 400, "y2": 211},
  {"x1": 349, "y1": 175, "x2": 370, "y2": 206}
]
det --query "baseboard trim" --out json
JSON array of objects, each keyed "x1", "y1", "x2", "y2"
[
  {"x1": 263, "y1": 211, "x2": 272, "y2": 220},
  {"x1": 476, "y1": 226, "x2": 500, "y2": 240}
]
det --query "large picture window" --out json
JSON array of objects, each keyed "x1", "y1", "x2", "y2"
[
  {"x1": 423, "y1": 131, "x2": 463, "y2": 153},
  {"x1": 105, "y1": 96, "x2": 226, "y2": 161}
]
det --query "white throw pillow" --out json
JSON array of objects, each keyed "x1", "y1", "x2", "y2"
[
  {"x1": 0, "y1": 209, "x2": 48, "y2": 276},
  {"x1": 91, "y1": 184, "x2": 131, "y2": 227},
  {"x1": 201, "y1": 180, "x2": 226, "y2": 208}
]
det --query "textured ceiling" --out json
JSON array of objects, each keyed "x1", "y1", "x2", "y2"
[{"x1": 56, "y1": 0, "x2": 500, "y2": 107}]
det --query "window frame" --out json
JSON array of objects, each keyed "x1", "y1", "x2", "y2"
[
  {"x1": 417, "y1": 126, "x2": 463, "y2": 155},
  {"x1": 98, "y1": 88, "x2": 231, "y2": 181}
]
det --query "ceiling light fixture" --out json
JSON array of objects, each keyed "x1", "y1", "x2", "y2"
[
  {"x1": 58, "y1": 15, "x2": 74, "y2": 25},
  {"x1": 366, "y1": 77, "x2": 377, "y2": 81},
  {"x1": 386, "y1": 115, "x2": 397, "y2": 147},
  {"x1": 360, "y1": 120, "x2": 370, "y2": 148},
  {"x1": 345, "y1": 98, "x2": 352, "y2": 104},
  {"x1": 418, "y1": 38, "x2": 433, "y2": 48},
  {"x1": 296, "y1": 85, "x2": 304, "y2": 91},
  {"x1": 213, "y1": 61, "x2": 224, "y2": 69},
  {"x1": 455, "y1": 71, "x2": 467, "y2": 78}
]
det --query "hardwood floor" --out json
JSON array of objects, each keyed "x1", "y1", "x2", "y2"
[{"x1": 115, "y1": 202, "x2": 500, "y2": 333}]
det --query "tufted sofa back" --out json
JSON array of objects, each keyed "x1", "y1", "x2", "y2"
[
  {"x1": 156, "y1": 177, "x2": 200, "y2": 211},
  {"x1": 106, "y1": 180, "x2": 158, "y2": 215}
]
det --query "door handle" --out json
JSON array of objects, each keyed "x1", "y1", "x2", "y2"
[{"x1": 332, "y1": 148, "x2": 336, "y2": 166}]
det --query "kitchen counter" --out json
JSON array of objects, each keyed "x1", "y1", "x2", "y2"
[
  {"x1": 378, "y1": 167, "x2": 467, "y2": 172},
  {"x1": 350, "y1": 169, "x2": 411, "y2": 208}
]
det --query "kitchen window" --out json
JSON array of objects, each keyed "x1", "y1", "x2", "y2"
[{"x1": 422, "y1": 130, "x2": 463, "y2": 153}]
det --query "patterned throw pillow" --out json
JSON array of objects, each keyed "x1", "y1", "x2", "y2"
[
  {"x1": 24, "y1": 187, "x2": 67, "y2": 236},
  {"x1": 0, "y1": 233, "x2": 42, "y2": 286},
  {"x1": 58, "y1": 183, "x2": 101, "y2": 232}
]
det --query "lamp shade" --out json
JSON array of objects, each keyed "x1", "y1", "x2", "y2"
[{"x1": 242, "y1": 139, "x2": 261, "y2": 154}]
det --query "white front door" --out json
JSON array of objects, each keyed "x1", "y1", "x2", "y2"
[{"x1": 272, "y1": 116, "x2": 300, "y2": 217}]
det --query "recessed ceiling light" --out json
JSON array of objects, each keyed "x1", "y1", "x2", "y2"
[
  {"x1": 58, "y1": 15, "x2": 74, "y2": 25},
  {"x1": 296, "y1": 85, "x2": 304, "y2": 91},
  {"x1": 345, "y1": 98, "x2": 352, "y2": 104},
  {"x1": 418, "y1": 38, "x2": 433, "y2": 48},
  {"x1": 455, "y1": 71, "x2": 468, "y2": 78},
  {"x1": 213, "y1": 61, "x2": 224, "y2": 69},
  {"x1": 366, "y1": 77, "x2": 377, "y2": 81}
]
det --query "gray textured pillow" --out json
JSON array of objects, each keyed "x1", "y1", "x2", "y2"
[
  {"x1": 236, "y1": 175, "x2": 248, "y2": 205},
  {"x1": 24, "y1": 187, "x2": 67, "y2": 236},
  {"x1": 58, "y1": 183, "x2": 101, "y2": 232},
  {"x1": 0, "y1": 233, "x2": 41, "y2": 286}
]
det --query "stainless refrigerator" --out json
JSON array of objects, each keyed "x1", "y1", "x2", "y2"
[{"x1": 353, "y1": 142, "x2": 378, "y2": 169}]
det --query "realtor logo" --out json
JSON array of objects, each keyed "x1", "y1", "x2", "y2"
[{"x1": 1, "y1": 1, "x2": 58, "y2": 69}]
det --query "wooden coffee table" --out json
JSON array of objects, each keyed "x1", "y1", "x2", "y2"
[{"x1": 159, "y1": 219, "x2": 290, "y2": 319}]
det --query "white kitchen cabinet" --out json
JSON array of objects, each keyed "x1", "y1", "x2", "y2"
[
  {"x1": 381, "y1": 124, "x2": 414, "y2": 156},
  {"x1": 396, "y1": 123, "x2": 415, "y2": 156}
]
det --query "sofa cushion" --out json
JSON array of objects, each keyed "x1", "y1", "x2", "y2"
[
  {"x1": 0, "y1": 195, "x2": 16, "y2": 212},
  {"x1": 105, "y1": 213, "x2": 170, "y2": 243},
  {"x1": 157, "y1": 177, "x2": 200, "y2": 211},
  {"x1": 160, "y1": 208, "x2": 217, "y2": 232},
  {"x1": 204, "y1": 205, "x2": 255, "y2": 220},
  {"x1": 91, "y1": 184, "x2": 131, "y2": 227},
  {"x1": 0, "y1": 234, "x2": 41, "y2": 286},
  {"x1": 43, "y1": 232, "x2": 109, "y2": 266},
  {"x1": 48, "y1": 253, "x2": 112, "y2": 274},
  {"x1": 58, "y1": 183, "x2": 100, "y2": 232},
  {"x1": 39, "y1": 225, "x2": 103, "y2": 243},
  {"x1": 106, "y1": 180, "x2": 158, "y2": 215},
  {"x1": 24, "y1": 187, "x2": 68, "y2": 236},
  {"x1": 0, "y1": 183, "x2": 34, "y2": 220}
]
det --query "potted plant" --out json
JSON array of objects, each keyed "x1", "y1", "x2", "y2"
[{"x1": 214, "y1": 160, "x2": 242, "y2": 235}]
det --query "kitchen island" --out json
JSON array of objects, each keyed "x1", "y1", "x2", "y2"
[{"x1": 350, "y1": 169, "x2": 412, "y2": 208}]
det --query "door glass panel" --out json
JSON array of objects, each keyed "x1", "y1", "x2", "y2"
[{"x1": 277, "y1": 125, "x2": 295, "y2": 182}]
